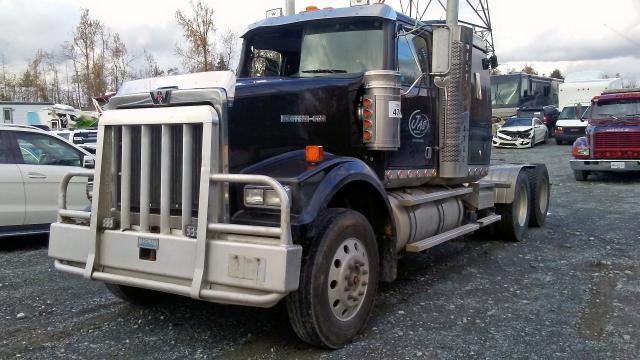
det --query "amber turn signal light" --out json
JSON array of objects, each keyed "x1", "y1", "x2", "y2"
[
  {"x1": 363, "y1": 120, "x2": 373, "y2": 130},
  {"x1": 363, "y1": 98, "x2": 373, "y2": 109},
  {"x1": 305, "y1": 145, "x2": 324, "y2": 163},
  {"x1": 363, "y1": 131, "x2": 373, "y2": 141}
]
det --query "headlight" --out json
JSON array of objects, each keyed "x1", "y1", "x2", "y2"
[
  {"x1": 244, "y1": 187, "x2": 265, "y2": 206},
  {"x1": 556, "y1": 126, "x2": 564, "y2": 131},
  {"x1": 244, "y1": 185, "x2": 290, "y2": 208}
]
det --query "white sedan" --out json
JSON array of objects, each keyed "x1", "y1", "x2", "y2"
[
  {"x1": 492, "y1": 117, "x2": 549, "y2": 148},
  {"x1": 0, "y1": 124, "x2": 93, "y2": 237}
]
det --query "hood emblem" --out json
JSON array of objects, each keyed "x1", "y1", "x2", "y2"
[{"x1": 151, "y1": 89, "x2": 172, "y2": 105}]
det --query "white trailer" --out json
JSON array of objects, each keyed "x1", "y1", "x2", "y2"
[
  {"x1": 559, "y1": 75, "x2": 623, "y2": 108},
  {"x1": 1, "y1": 101, "x2": 53, "y2": 125}
]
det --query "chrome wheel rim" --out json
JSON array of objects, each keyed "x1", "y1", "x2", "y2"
[
  {"x1": 327, "y1": 237, "x2": 370, "y2": 321},
  {"x1": 516, "y1": 185, "x2": 529, "y2": 227}
]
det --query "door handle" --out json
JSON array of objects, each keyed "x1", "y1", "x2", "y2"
[{"x1": 27, "y1": 172, "x2": 47, "y2": 179}]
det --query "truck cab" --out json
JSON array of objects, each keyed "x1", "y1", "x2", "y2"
[
  {"x1": 48, "y1": 3, "x2": 550, "y2": 349},
  {"x1": 570, "y1": 89, "x2": 640, "y2": 180}
]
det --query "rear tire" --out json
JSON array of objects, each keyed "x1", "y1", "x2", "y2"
[
  {"x1": 105, "y1": 283, "x2": 165, "y2": 305},
  {"x1": 526, "y1": 165, "x2": 550, "y2": 227},
  {"x1": 495, "y1": 171, "x2": 531, "y2": 242},
  {"x1": 574, "y1": 170, "x2": 590, "y2": 181},
  {"x1": 287, "y1": 209, "x2": 379, "y2": 349}
]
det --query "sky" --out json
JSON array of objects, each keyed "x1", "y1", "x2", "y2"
[{"x1": 0, "y1": 0, "x2": 639, "y2": 81}]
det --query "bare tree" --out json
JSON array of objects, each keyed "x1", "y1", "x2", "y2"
[
  {"x1": 217, "y1": 29, "x2": 237, "y2": 71},
  {"x1": 74, "y1": 8, "x2": 101, "y2": 105},
  {"x1": 140, "y1": 50, "x2": 165, "y2": 78},
  {"x1": 109, "y1": 33, "x2": 132, "y2": 90},
  {"x1": 175, "y1": 0, "x2": 217, "y2": 73}
]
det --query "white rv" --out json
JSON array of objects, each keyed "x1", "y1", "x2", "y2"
[
  {"x1": 1, "y1": 102, "x2": 54, "y2": 126},
  {"x1": 555, "y1": 72, "x2": 623, "y2": 145}
]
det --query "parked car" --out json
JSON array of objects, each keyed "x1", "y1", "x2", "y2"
[
  {"x1": 555, "y1": 105, "x2": 589, "y2": 145},
  {"x1": 0, "y1": 124, "x2": 93, "y2": 237},
  {"x1": 492, "y1": 117, "x2": 549, "y2": 148},
  {"x1": 518, "y1": 105, "x2": 560, "y2": 136},
  {"x1": 53, "y1": 128, "x2": 98, "y2": 154}
]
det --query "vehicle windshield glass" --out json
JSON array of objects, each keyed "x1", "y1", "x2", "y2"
[
  {"x1": 240, "y1": 20, "x2": 385, "y2": 78},
  {"x1": 559, "y1": 106, "x2": 589, "y2": 119},
  {"x1": 298, "y1": 22, "x2": 384, "y2": 77},
  {"x1": 491, "y1": 76, "x2": 521, "y2": 107},
  {"x1": 591, "y1": 99, "x2": 640, "y2": 120},
  {"x1": 503, "y1": 118, "x2": 532, "y2": 127}
]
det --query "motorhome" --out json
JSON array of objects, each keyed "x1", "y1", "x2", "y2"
[{"x1": 491, "y1": 73, "x2": 562, "y2": 119}]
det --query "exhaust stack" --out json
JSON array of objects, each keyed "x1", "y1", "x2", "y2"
[
  {"x1": 285, "y1": 0, "x2": 295, "y2": 15},
  {"x1": 446, "y1": 0, "x2": 459, "y2": 26}
]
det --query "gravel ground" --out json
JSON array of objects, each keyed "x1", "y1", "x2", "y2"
[{"x1": 1, "y1": 142, "x2": 639, "y2": 359}]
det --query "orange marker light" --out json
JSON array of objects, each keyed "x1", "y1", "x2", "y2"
[
  {"x1": 363, "y1": 131, "x2": 373, "y2": 141},
  {"x1": 306, "y1": 145, "x2": 324, "y2": 163},
  {"x1": 306, "y1": 6, "x2": 319, "y2": 11},
  {"x1": 363, "y1": 98, "x2": 373, "y2": 109},
  {"x1": 364, "y1": 120, "x2": 373, "y2": 130},
  {"x1": 363, "y1": 109, "x2": 373, "y2": 120}
]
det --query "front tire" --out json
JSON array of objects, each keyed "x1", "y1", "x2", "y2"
[{"x1": 287, "y1": 209, "x2": 379, "y2": 349}]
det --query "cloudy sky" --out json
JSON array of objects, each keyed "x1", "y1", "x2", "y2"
[{"x1": 0, "y1": 0, "x2": 639, "y2": 80}]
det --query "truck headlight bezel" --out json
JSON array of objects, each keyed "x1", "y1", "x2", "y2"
[{"x1": 244, "y1": 185, "x2": 291, "y2": 208}]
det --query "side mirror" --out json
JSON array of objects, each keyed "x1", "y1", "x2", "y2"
[
  {"x1": 431, "y1": 26, "x2": 451, "y2": 75},
  {"x1": 83, "y1": 156, "x2": 95, "y2": 169}
]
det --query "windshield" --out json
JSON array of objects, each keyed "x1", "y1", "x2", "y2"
[
  {"x1": 240, "y1": 20, "x2": 385, "y2": 78},
  {"x1": 299, "y1": 22, "x2": 384, "y2": 77},
  {"x1": 591, "y1": 99, "x2": 640, "y2": 120},
  {"x1": 559, "y1": 106, "x2": 589, "y2": 119},
  {"x1": 503, "y1": 118, "x2": 533, "y2": 127},
  {"x1": 491, "y1": 76, "x2": 521, "y2": 107}
]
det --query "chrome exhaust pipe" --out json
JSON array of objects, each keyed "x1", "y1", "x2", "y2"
[{"x1": 285, "y1": 0, "x2": 295, "y2": 15}]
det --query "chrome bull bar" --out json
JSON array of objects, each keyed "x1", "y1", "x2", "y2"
[
  {"x1": 58, "y1": 170, "x2": 94, "y2": 222},
  {"x1": 52, "y1": 105, "x2": 301, "y2": 307}
]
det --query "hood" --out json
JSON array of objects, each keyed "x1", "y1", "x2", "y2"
[{"x1": 229, "y1": 75, "x2": 365, "y2": 172}]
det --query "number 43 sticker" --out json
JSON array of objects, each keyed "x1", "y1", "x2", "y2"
[{"x1": 389, "y1": 101, "x2": 402, "y2": 118}]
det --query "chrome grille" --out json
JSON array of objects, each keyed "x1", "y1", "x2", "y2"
[
  {"x1": 113, "y1": 124, "x2": 204, "y2": 233},
  {"x1": 594, "y1": 131, "x2": 640, "y2": 151}
]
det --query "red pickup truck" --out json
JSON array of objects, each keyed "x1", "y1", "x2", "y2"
[{"x1": 570, "y1": 89, "x2": 640, "y2": 181}]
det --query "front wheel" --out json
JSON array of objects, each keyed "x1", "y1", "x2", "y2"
[{"x1": 287, "y1": 209, "x2": 379, "y2": 349}]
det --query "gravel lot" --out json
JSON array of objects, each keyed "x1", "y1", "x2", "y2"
[{"x1": 1, "y1": 142, "x2": 639, "y2": 359}]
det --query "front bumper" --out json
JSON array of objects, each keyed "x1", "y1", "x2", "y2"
[
  {"x1": 492, "y1": 136, "x2": 532, "y2": 148},
  {"x1": 555, "y1": 133, "x2": 582, "y2": 143},
  {"x1": 50, "y1": 171, "x2": 302, "y2": 309},
  {"x1": 570, "y1": 159, "x2": 640, "y2": 172}
]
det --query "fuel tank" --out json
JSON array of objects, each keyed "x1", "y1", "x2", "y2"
[{"x1": 229, "y1": 76, "x2": 365, "y2": 172}]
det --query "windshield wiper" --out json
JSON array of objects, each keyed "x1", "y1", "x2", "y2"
[
  {"x1": 301, "y1": 69, "x2": 347, "y2": 74},
  {"x1": 623, "y1": 114, "x2": 640, "y2": 117},
  {"x1": 599, "y1": 114, "x2": 619, "y2": 120}
]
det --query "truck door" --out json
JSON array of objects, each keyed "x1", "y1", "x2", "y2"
[
  {"x1": 0, "y1": 131, "x2": 26, "y2": 226},
  {"x1": 387, "y1": 32, "x2": 437, "y2": 171}
]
